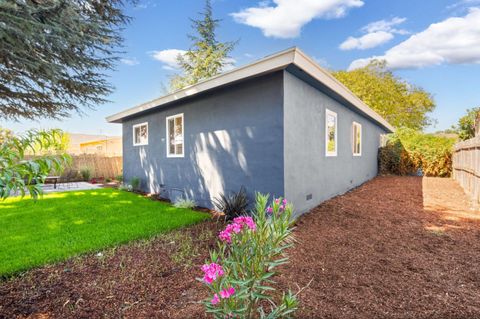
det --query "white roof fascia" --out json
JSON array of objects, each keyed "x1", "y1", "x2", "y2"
[
  {"x1": 106, "y1": 48, "x2": 296, "y2": 123},
  {"x1": 292, "y1": 48, "x2": 395, "y2": 132}
]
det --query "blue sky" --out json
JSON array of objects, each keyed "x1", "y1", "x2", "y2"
[{"x1": 6, "y1": 0, "x2": 480, "y2": 136}]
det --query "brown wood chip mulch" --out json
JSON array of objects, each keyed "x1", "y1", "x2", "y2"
[{"x1": 1, "y1": 176, "x2": 480, "y2": 318}]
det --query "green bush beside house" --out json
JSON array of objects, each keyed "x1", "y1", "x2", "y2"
[{"x1": 379, "y1": 128, "x2": 456, "y2": 177}]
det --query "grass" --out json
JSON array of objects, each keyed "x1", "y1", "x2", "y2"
[{"x1": 0, "y1": 188, "x2": 210, "y2": 277}]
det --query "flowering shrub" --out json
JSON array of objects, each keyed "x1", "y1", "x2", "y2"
[{"x1": 200, "y1": 193, "x2": 298, "y2": 318}]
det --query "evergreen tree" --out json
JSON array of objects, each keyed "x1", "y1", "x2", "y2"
[
  {"x1": 0, "y1": 0, "x2": 130, "y2": 120},
  {"x1": 170, "y1": 0, "x2": 236, "y2": 91}
]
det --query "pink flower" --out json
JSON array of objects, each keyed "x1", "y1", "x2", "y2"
[
  {"x1": 211, "y1": 293, "x2": 220, "y2": 305},
  {"x1": 201, "y1": 263, "x2": 224, "y2": 284},
  {"x1": 275, "y1": 198, "x2": 280, "y2": 204},
  {"x1": 220, "y1": 286, "x2": 235, "y2": 299},
  {"x1": 282, "y1": 199, "x2": 288, "y2": 205},
  {"x1": 219, "y1": 229, "x2": 232, "y2": 243},
  {"x1": 233, "y1": 216, "x2": 256, "y2": 231},
  {"x1": 266, "y1": 206, "x2": 273, "y2": 214},
  {"x1": 229, "y1": 222, "x2": 242, "y2": 234}
]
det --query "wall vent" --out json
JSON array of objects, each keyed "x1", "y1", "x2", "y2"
[{"x1": 306, "y1": 194, "x2": 313, "y2": 201}]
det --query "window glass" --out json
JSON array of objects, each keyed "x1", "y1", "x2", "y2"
[
  {"x1": 133, "y1": 123, "x2": 148, "y2": 146},
  {"x1": 167, "y1": 114, "x2": 184, "y2": 157},
  {"x1": 326, "y1": 110, "x2": 337, "y2": 156},
  {"x1": 353, "y1": 122, "x2": 362, "y2": 156}
]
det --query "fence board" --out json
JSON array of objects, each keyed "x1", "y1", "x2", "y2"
[
  {"x1": 68, "y1": 155, "x2": 122, "y2": 179},
  {"x1": 453, "y1": 136, "x2": 480, "y2": 206}
]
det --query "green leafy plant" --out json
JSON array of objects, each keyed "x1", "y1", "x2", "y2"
[
  {"x1": 130, "y1": 177, "x2": 141, "y2": 191},
  {"x1": 333, "y1": 60, "x2": 435, "y2": 130},
  {"x1": 452, "y1": 107, "x2": 480, "y2": 141},
  {"x1": 379, "y1": 128, "x2": 455, "y2": 177},
  {"x1": 213, "y1": 186, "x2": 249, "y2": 221},
  {"x1": 118, "y1": 183, "x2": 132, "y2": 191},
  {"x1": 200, "y1": 193, "x2": 299, "y2": 318},
  {"x1": 0, "y1": 129, "x2": 70, "y2": 200},
  {"x1": 115, "y1": 174, "x2": 123, "y2": 182},
  {"x1": 174, "y1": 197, "x2": 197, "y2": 209},
  {"x1": 80, "y1": 168, "x2": 92, "y2": 181}
]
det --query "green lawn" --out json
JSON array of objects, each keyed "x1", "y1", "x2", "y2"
[{"x1": 0, "y1": 188, "x2": 209, "y2": 277}]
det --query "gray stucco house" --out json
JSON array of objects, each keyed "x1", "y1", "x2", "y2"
[{"x1": 107, "y1": 47, "x2": 394, "y2": 214}]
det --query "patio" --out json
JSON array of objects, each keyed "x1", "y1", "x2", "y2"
[{"x1": 42, "y1": 182, "x2": 101, "y2": 193}]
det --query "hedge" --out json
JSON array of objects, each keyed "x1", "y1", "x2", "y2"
[{"x1": 379, "y1": 128, "x2": 456, "y2": 177}]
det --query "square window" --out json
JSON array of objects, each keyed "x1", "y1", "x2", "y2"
[
  {"x1": 166, "y1": 113, "x2": 184, "y2": 157},
  {"x1": 133, "y1": 122, "x2": 148, "y2": 146}
]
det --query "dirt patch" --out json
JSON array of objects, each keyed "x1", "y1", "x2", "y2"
[
  {"x1": 1, "y1": 177, "x2": 480, "y2": 318},
  {"x1": 0, "y1": 220, "x2": 224, "y2": 319},
  {"x1": 277, "y1": 176, "x2": 480, "y2": 318}
]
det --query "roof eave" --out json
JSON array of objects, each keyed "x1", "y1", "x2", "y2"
[{"x1": 106, "y1": 47, "x2": 297, "y2": 123}]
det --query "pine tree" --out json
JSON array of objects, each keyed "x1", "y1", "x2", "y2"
[
  {"x1": 0, "y1": 0, "x2": 130, "y2": 120},
  {"x1": 170, "y1": 0, "x2": 236, "y2": 91}
]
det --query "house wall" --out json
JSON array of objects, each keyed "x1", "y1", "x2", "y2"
[
  {"x1": 283, "y1": 71, "x2": 388, "y2": 214},
  {"x1": 122, "y1": 72, "x2": 284, "y2": 208}
]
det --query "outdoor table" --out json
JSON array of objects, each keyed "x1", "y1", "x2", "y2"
[{"x1": 45, "y1": 176, "x2": 60, "y2": 189}]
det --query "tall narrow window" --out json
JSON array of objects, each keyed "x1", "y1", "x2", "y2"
[
  {"x1": 166, "y1": 113, "x2": 184, "y2": 157},
  {"x1": 352, "y1": 121, "x2": 362, "y2": 156},
  {"x1": 325, "y1": 109, "x2": 337, "y2": 157},
  {"x1": 133, "y1": 122, "x2": 148, "y2": 146}
]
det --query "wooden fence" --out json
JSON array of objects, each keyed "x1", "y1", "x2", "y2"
[
  {"x1": 67, "y1": 154, "x2": 122, "y2": 179},
  {"x1": 452, "y1": 136, "x2": 480, "y2": 206}
]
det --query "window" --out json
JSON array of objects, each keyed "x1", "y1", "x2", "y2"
[
  {"x1": 352, "y1": 122, "x2": 362, "y2": 156},
  {"x1": 133, "y1": 122, "x2": 148, "y2": 146},
  {"x1": 166, "y1": 113, "x2": 184, "y2": 157},
  {"x1": 325, "y1": 109, "x2": 337, "y2": 156}
]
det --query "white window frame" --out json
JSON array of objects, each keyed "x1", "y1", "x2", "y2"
[
  {"x1": 325, "y1": 109, "x2": 338, "y2": 157},
  {"x1": 166, "y1": 113, "x2": 184, "y2": 158},
  {"x1": 132, "y1": 122, "x2": 148, "y2": 146},
  {"x1": 352, "y1": 121, "x2": 362, "y2": 156}
]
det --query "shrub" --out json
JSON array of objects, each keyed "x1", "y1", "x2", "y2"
[
  {"x1": 130, "y1": 177, "x2": 140, "y2": 191},
  {"x1": 174, "y1": 197, "x2": 196, "y2": 209},
  {"x1": 200, "y1": 193, "x2": 299, "y2": 318},
  {"x1": 213, "y1": 186, "x2": 249, "y2": 221},
  {"x1": 105, "y1": 177, "x2": 112, "y2": 183},
  {"x1": 118, "y1": 183, "x2": 133, "y2": 192},
  {"x1": 379, "y1": 128, "x2": 455, "y2": 177},
  {"x1": 115, "y1": 174, "x2": 123, "y2": 183},
  {"x1": 80, "y1": 168, "x2": 92, "y2": 181}
]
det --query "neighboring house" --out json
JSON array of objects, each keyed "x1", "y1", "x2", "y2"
[
  {"x1": 79, "y1": 137, "x2": 122, "y2": 157},
  {"x1": 68, "y1": 134, "x2": 122, "y2": 156},
  {"x1": 107, "y1": 47, "x2": 394, "y2": 214}
]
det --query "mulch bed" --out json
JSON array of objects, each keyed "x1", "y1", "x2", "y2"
[{"x1": 1, "y1": 176, "x2": 480, "y2": 318}]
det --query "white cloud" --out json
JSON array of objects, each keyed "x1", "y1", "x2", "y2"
[
  {"x1": 150, "y1": 49, "x2": 237, "y2": 72},
  {"x1": 340, "y1": 31, "x2": 394, "y2": 50},
  {"x1": 349, "y1": 8, "x2": 480, "y2": 69},
  {"x1": 340, "y1": 17, "x2": 407, "y2": 50},
  {"x1": 447, "y1": 0, "x2": 480, "y2": 10},
  {"x1": 313, "y1": 56, "x2": 331, "y2": 68},
  {"x1": 120, "y1": 57, "x2": 139, "y2": 66},
  {"x1": 150, "y1": 49, "x2": 187, "y2": 70},
  {"x1": 231, "y1": 0, "x2": 364, "y2": 39},
  {"x1": 362, "y1": 17, "x2": 408, "y2": 34}
]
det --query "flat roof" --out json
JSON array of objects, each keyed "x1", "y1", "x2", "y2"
[{"x1": 106, "y1": 47, "x2": 394, "y2": 132}]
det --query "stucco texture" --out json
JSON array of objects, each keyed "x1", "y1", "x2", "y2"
[{"x1": 122, "y1": 72, "x2": 284, "y2": 208}]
